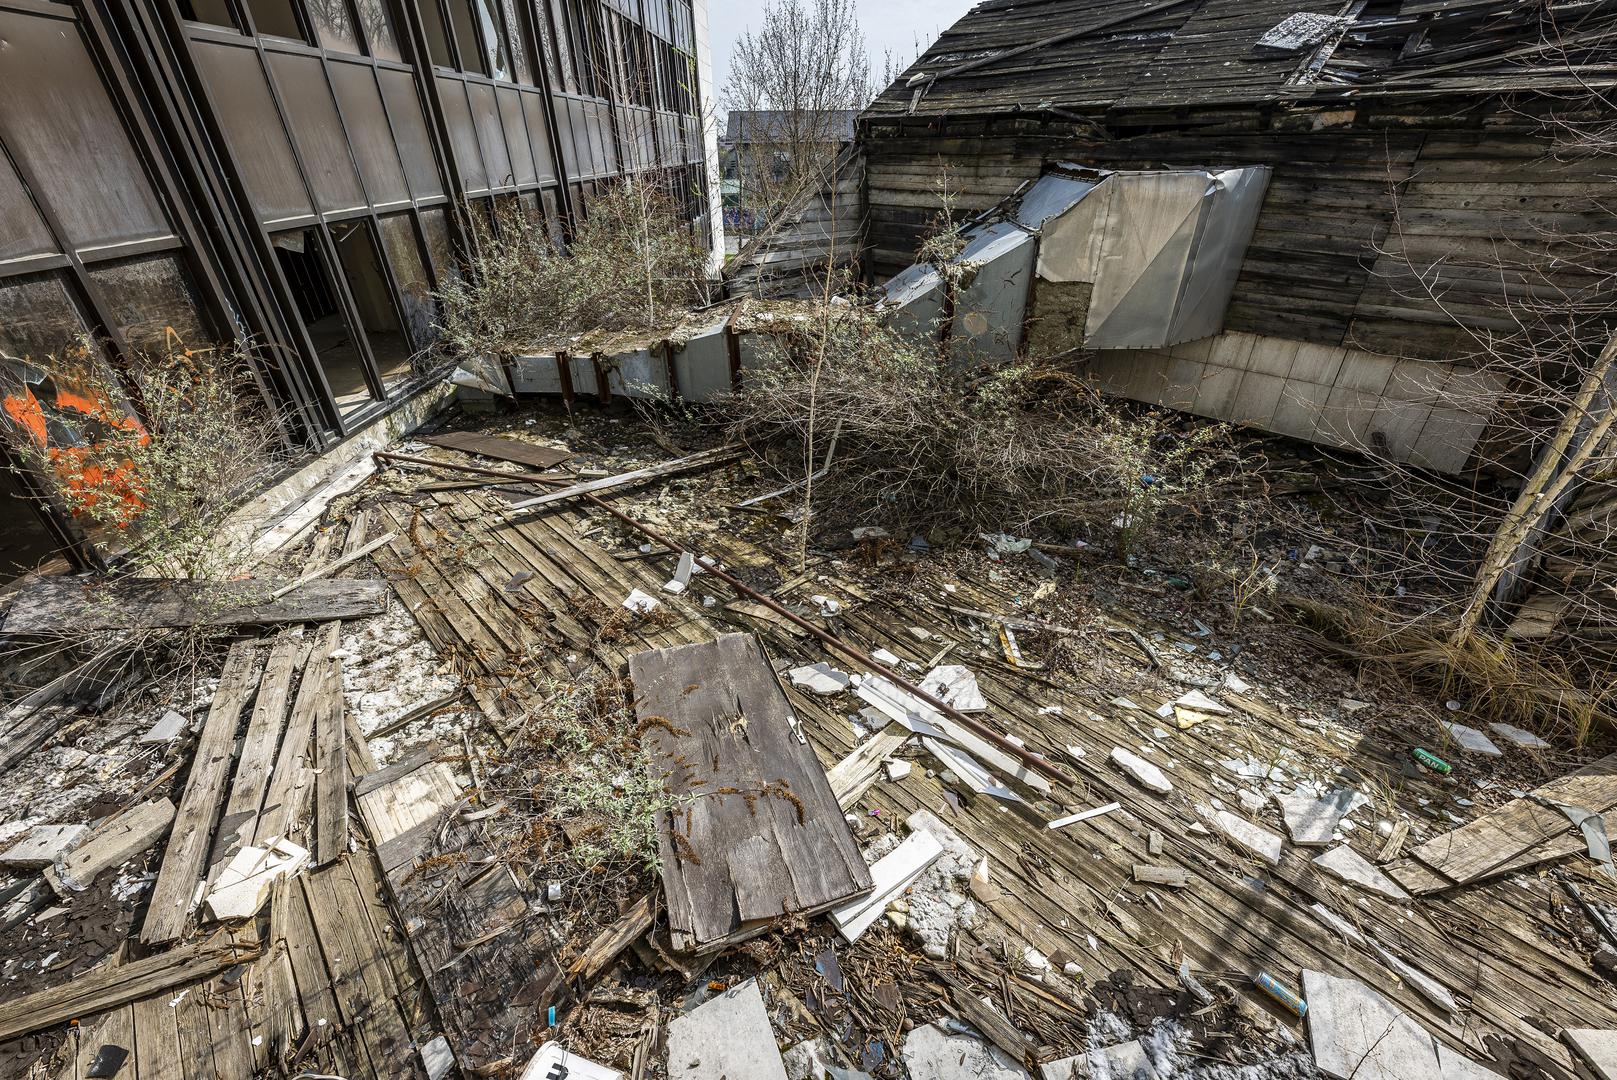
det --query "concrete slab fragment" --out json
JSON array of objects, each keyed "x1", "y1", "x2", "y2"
[
  {"x1": 788, "y1": 663, "x2": 851, "y2": 696},
  {"x1": 1489, "y1": 722, "x2": 1550, "y2": 750},
  {"x1": 1304, "y1": 970, "x2": 1494, "y2": 1079},
  {"x1": 1313, "y1": 845, "x2": 1409, "y2": 899},
  {"x1": 1039, "y1": 1040, "x2": 1161, "y2": 1079},
  {"x1": 1440, "y1": 721, "x2": 1502, "y2": 756},
  {"x1": 666, "y1": 979, "x2": 788, "y2": 1080},
  {"x1": 1111, "y1": 747, "x2": 1173, "y2": 794},
  {"x1": 0, "y1": 824, "x2": 87, "y2": 870},
  {"x1": 1276, "y1": 787, "x2": 1365, "y2": 846},
  {"x1": 140, "y1": 709, "x2": 188, "y2": 744},
  {"x1": 902, "y1": 1022, "x2": 1029, "y2": 1079},
  {"x1": 1214, "y1": 811, "x2": 1283, "y2": 865},
  {"x1": 1565, "y1": 1029, "x2": 1617, "y2": 1080}
]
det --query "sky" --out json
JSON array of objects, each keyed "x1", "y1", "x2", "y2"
[{"x1": 705, "y1": 0, "x2": 978, "y2": 103}]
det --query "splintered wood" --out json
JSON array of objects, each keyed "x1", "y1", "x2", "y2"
[
  {"x1": 628, "y1": 633, "x2": 873, "y2": 954},
  {"x1": 1392, "y1": 752, "x2": 1617, "y2": 893},
  {"x1": 1, "y1": 575, "x2": 386, "y2": 633}
]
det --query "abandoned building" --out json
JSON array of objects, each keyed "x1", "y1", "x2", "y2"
[
  {"x1": 0, "y1": 0, "x2": 720, "y2": 582},
  {"x1": 733, "y1": 0, "x2": 1617, "y2": 478},
  {"x1": 4, "y1": 1, "x2": 1617, "y2": 1079}
]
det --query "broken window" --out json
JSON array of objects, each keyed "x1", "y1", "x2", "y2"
[
  {"x1": 501, "y1": 0, "x2": 532, "y2": 83},
  {"x1": 472, "y1": 0, "x2": 512, "y2": 79},
  {"x1": 377, "y1": 212, "x2": 439, "y2": 349},
  {"x1": 273, "y1": 228, "x2": 375, "y2": 417},
  {"x1": 331, "y1": 219, "x2": 413, "y2": 388},
  {"x1": 0, "y1": 459, "x2": 68, "y2": 584},
  {"x1": 87, "y1": 254, "x2": 214, "y2": 357}
]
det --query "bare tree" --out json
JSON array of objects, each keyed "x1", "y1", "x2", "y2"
[{"x1": 724, "y1": 0, "x2": 871, "y2": 224}]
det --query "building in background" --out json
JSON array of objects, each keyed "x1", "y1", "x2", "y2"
[
  {"x1": 720, "y1": 109, "x2": 857, "y2": 235},
  {"x1": 0, "y1": 0, "x2": 716, "y2": 581}
]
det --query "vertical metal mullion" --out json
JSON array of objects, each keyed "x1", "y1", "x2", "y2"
[
  {"x1": 391, "y1": 0, "x2": 478, "y2": 272},
  {"x1": 138, "y1": 0, "x2": 334, "y2": 444},
  {"x1": 529, "y1": 0, "x2": 578, "y2": 231}
]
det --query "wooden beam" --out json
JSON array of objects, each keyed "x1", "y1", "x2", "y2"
[
  {"x1": 2, "y1": 577, "x2": 387, "y2": 634},
  {"x1": 502, "y1": 445, "x2": 743, "y2": 513},
  {"x1": 312, "y1": 656, "x2": 349, "y2": 866},
  {"x1": 0, "y1": 935, "x2": 260, "y2": 1043},
  {"x1": 141, "y1": 640, "x2": 260, "y2": 944}
]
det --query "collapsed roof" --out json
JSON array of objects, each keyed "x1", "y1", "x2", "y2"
[{"x1": 869, "y1": 0, "x2": 1617, "y2": 117}]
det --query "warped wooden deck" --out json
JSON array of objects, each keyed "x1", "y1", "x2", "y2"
[{"x1": 361, "y1": 467, "x2": 1617, "y2": 1076}]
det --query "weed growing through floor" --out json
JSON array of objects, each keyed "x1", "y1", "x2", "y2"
[
  {"x1": 724, "y1": 300, "x2": 1235, "y2": 549},
  {"x1": 489, "y1": 669, "x2": 687, "y2": 904}
]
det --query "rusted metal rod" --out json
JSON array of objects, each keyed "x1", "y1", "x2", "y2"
[{"x1": 378, "y1": 448, "x2": 1076, "y2": 787}]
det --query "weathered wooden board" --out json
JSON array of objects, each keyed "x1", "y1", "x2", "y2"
[
  {"x1": 2, "y1": 576, "x2": 387, "y2": 633},
  {"x1": 207, "y1": 633, "x2": 301, "y2": 880},
  {"x1": 142, "y1": 641, "x2": 260, "y2": 944},
  {"x1": 1406, "y1": 752, "x2": 1617, "y2": 890},
  {"x1": 419, "y1": 430, "x2": 574, "y2": 470},
  {"x1": 312, "y1": 656, "x2": 349, "y2": 867},
  {"x1": 45, "y1": 797, "x2": 176, "y2": 896},
  {"x1": 629, "y1": 633, "x2": 873, "y2": 954},
  {"x1": 0, "y1": 935, "x2": 259, "y2": 1043}
]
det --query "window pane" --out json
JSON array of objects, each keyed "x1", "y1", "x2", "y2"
[
  {"x1": 501, "y1": 0, "x2": 532, "y2": 82},
  {"x1": 268, "y1": 51, "x2": 367, "y2": 214},
  {"x1": 417, "y1": 206, "x2": 460, "y2": 285},
  {"x1": 88, "y1": 254, "x2": 214, "y2": 357},
  {"x1": 330, "y1": 220, "x2": 412, "y2": 387},
  {"x1": 194, "y1": 42, "x2": 313, "y2": 223},
  {"x1": 177, "y1": 0, "x2": 237, "y2": 28},
  {"x1": 329, "y1": 63, "x2": 410, "y2": 206},
  {"x1": 419, "y1": 0, "x2": 454, "y2": 67},
  {"x1": 378, "y1": 70, "x2": 445, "y2": 198},
  {"x1": 245, "y1": 0, "x2": 303, "y2": 38},
  {"x1": 0, "y1": 154, "x2": 57, "y2": 265},
  {"x1": 305, "y1": 0, "x2": 360, "y2": 53},
  {"x1": 473, "y1": 0, "x2": 511, "y2": 80},
  {"x1": 521, "y1": 93, "x2": 556, "y2": 183},
  {"x1": 449, "y1": 0, "x2": 485, "y2": 73},
  {"x1": 354, "y1": 0, "x2": 402, "y2": 59},
  {"x1": 377, "y1": 213, "x2": 438, "y2": 347},
  {"x1": 496, "y1": 87, "x2": 537, "y2": 186},
  {"x1": 0, "y1": 8, "x2": 172, "y2": 254},
  {"x1": 436, "y1": 77, "x2": 488, "y2": 192},
  {"x1": 0, "y1": 273, "x2": 135, "y2": 455},
  {"x1": 467, "y1": 82, "x2": 513, "y2": 188},
  {"x1": 546, "y1": 0, "x2": 575, "y2": 92}
]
